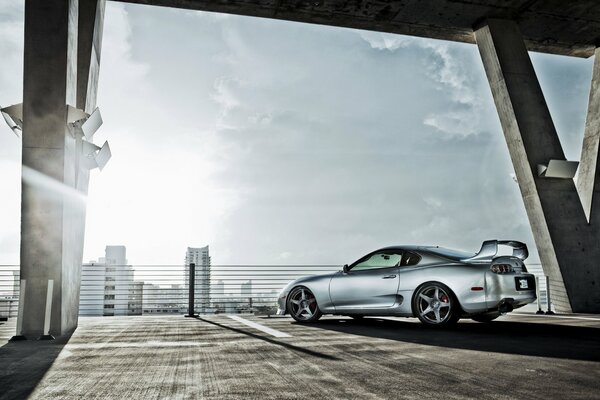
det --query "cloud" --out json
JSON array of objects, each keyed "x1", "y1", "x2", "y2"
[
  {"x1": 358, "y1": 32, "x2": 492, "y2": 139},
  {"x1": 418, "y1": 42, "x2": 490, "y2": 138},
  {"x1": 423, "y1": 196, "x2": 442, "y2": 209},
  {"x1": 423, "y1": 109, "x2": 480, "y2": 138},
  {"x1": 421, "y1": 42, "x2": 476, "y2": 104},
  {"x1": 359, "y1": 31, "x2": 410, "y2": 51}
]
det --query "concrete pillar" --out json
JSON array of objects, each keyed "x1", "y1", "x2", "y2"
[
  {"x1": 77, "y1": 0, "x2": 105, "y2": 114},
  {"x1": 475, "y1": 19, "x2": 600, "y2": 313},
  {"x1": 20, "y1": 0, "x2": 104, "y2": 337},
  {"x1": 578, "y1": 48, "x2": 600, "y2": 223}
]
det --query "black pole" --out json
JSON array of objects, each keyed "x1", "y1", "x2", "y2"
[{"x1": 185, "y1": 263, "x2": 198, "y2": 317}]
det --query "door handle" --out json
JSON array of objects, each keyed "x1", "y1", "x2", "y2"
[{"x1": 382, "y1": 275, "x2": 396, "y2": 279}]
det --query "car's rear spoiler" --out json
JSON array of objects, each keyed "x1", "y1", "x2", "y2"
[{"x1": 461, "y1": 240, "x2": 528, "y2": 263}]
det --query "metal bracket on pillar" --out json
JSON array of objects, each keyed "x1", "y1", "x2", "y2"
[
  {"x1": 0, "y1": 103, "x2": 23, "y2": 138},
  {"x1": 82, "y1": 140, "x2": 111, "y2": 171},
  {"x1": 2, "y1": 103, "x2": 111, "y2": 171},
  {"x1": 68, "y1": 106, "x2": 102, "y2": 139},
  {"x1": 537, "y1": 160, "x2": 579, "y2": 179},
  {"x1": 67, "y1": 105, "x2": 111, "y2": 171}
]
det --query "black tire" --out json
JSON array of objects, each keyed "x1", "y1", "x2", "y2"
[
  {"x1": 412, "y1": 282, "x2": 460, "y2": 327},
  {"x1": 471, "y1": 312, "x2": 501, "y2": 323},
  {"x1": 287, "y1": 286, "x2": 322, "y2": 323}
]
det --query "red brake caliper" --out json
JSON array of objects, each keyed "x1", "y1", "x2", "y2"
[{"x1": 440, "y1": 294, "x2": 449, "y2": 303}]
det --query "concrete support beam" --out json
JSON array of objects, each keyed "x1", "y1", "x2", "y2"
[
  {"x1": 77, "y1": 0, "x2": 105, "y2": 113},
  {"x1": 20, "y1": 0, "x2": 104, "y2": 337},
  {"x1": 475, "y1": 19, "x2": 600, "y2": 313},
  {"x1": 578, "y1": 48, "x2": 600, "y2": 223}
]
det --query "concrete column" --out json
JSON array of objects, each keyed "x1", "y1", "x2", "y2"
[
  {"x1": 77, "y1": 0, "x2": 105, "y2": 114},
  {"x1": 20, "y1": 0, "x2": 104, "y2": 337},
  {"x1": 475, "y1": 19, "x2": 600, "y2": 313},
  {"x1": 578, "y1": 48, "x2": 600, "y2": 223}
]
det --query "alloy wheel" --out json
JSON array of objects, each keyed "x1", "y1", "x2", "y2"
[
  {"x1": 414, "y1": 283, "x2": 457, "y2": 326},
  {"x1": 287, "y1": 287, "x2": 322, "y2": 322}
]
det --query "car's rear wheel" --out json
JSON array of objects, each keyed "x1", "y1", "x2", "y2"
[
  {"x1": 287, "y1": 286, "x2": 322, "y2": 323},
  {"x1": 471, "y1": 312, "x2": 500, "y2": 323},
  {"x1": 413, "y1": 282, "x2": 460, "y2": 327}
]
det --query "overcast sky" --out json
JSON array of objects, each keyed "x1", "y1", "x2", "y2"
[{"x1": 0, "y1": 1, "x2": 594, "y2": 265}]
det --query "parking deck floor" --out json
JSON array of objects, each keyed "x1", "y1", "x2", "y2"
[{"x1": 1, "y1": 312, "x2": 599, "y2": 399}]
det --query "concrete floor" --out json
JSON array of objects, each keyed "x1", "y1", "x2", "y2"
[{"x1": 1, "y1": 313, "x2": 599, "y2": 399}]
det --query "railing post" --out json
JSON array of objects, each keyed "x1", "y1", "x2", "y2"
[
  {"x1": 545, "y1": 275, "x2": 555, "y2": 314},
  {"x1": 185, "y1": 263, "x2": 198, "y2": 318},
  {"x1": 9, "y1": 279, "x2": 27, "y2": 341},
  {"x1": 535, "y1": 276, "x2": 544, "y2": 314}
]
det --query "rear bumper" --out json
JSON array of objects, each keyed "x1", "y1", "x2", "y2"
[{"x1": 485, "y1": 272, "x2": 536, "y2": 310}]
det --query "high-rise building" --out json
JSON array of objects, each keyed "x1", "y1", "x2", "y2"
[
  {"x1": 105, "y1": 245, "x2": 127, "y2": 265},
  {"x1": 185, "y1": 246, "x2": 211, "y2": 314},
  {"x1": 241, "y1": 280, "x2": 252, "y2": 297},
  {"x1": 80, "y1": 246, "x2": 142, "y2": 316}
]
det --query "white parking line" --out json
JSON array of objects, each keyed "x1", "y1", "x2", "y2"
[
  {"x1": 512, "y1": 312, "x2": 600, "y2": 322},
  {"x1": 226, "y1": 315, "x2": 291, "y2": 338}
]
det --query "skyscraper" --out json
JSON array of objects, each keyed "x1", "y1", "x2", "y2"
[
  {"x1": 104, "y1": 245, "x2": 127, "y2": 265},
  {"x1": 185, "y1": 246, "x2": 211, "y2": 314},
  {"x1": 80, "y1": 246, "x2": 142, "y2": 316}
]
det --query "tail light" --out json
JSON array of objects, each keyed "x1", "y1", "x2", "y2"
[{"x1": 491, "y1": 264, "x2": 513, "y2": 274}]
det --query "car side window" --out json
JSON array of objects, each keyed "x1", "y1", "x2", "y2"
[
  {"x1": 351, "y1": 251, "x2": 403, "y2": 271},
  {"x1": 399, "y1": 251, "x2": 421, "y2": 267}
]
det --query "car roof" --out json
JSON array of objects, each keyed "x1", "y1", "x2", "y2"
[{"x1": 378, "y1": 245, "x2": 475, "y2": 261}]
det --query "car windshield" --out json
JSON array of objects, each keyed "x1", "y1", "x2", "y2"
[{"x1": 351, "y1": 251, "x2": 403, "y2": 271}]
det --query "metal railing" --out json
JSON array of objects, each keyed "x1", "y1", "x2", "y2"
[
  {"x1": 0, "y1": 266, "x2": 20, "y2": 320},
  {"x1": 81, "y1": 264, "x2": 341, "y2": 317},
  {"x1": 0, "y1": 263, "x2": 553, "y2": 320}
]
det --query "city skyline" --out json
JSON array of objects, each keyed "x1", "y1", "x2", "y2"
[{"x1": 77, "y1": 244, "x2": 283, "y2": 316}]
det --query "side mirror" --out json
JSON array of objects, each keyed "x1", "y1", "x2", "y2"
[{"x1": 342, "y1": 264, "x2": 349, "y2": 273}]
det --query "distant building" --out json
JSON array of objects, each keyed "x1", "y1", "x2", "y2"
[
  {"x1": 241, "y1": 280, "x2": 253, "y2": 310},
  {"x1": 142, "y1": 283, "x2": 186, "y2": 314},
  {"x1": 212, "y1": 280, "x2": 225, "y2": 309},
  {"x1": 185, "y1": 246, "x2": 211, "y2": 313},
  {"x1": 80, "y1": 246, "x2": 142, "y2": 316},
  {"x1": 214, "y1": 280, "x2": 224, "y2": 296},
  {"x1": 241, "y1": 280, "x2": 252, "y2": 297},
  {"x1": 105, "y1": 245, "x2": 127, "y2": 265}
]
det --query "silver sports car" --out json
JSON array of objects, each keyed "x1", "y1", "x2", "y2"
[{"x1": 277, "y1": 240, "x2": 536, "y2": 326}]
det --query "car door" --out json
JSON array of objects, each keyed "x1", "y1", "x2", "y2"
[{"x1": 329, "y1": 250, "x2": 402, "y2": 310}]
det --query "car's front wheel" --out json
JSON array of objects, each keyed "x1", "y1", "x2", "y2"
[
  {"x1": 287, "y1": 286, "x2": 322, "y2": 323},
  {"x1": 413, "y1": 282, "x2": 460, "y2": 327}
]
